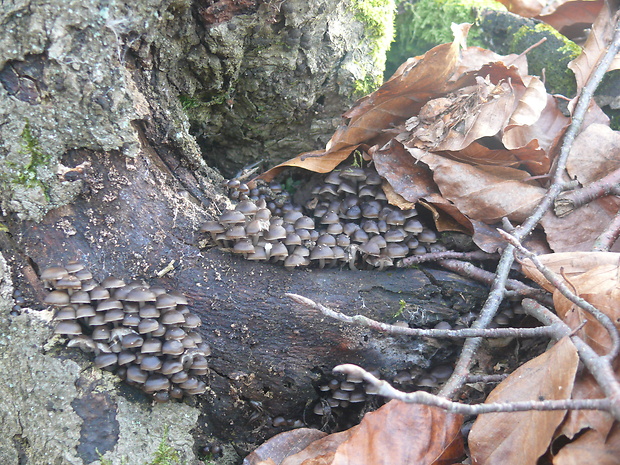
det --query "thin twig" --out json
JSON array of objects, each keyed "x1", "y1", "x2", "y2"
[
  {"x1": 286, "y1": 293, "x2": 559, "y2": 339},
  {"x1": 593, "y1": 208, "x2": 620, "y2": 251},
  {"x1": 554, "y1": 166, "x2": 620, "y2": 218},
  {"x1": 398, "y1": 250, "x2": 498, "y2": 267},
  {"x1": 500, "y1": 229, "x2": 620, "y2": 361},
  {"x1": 439, "y1": 16, "x2": 620, "y2": 400},
  {"x1": 333, "y1": 364, "x2": 612, "y2": 415},
  {"x1": 522, "y1": 299, "x2": 620, "y2": 421}
]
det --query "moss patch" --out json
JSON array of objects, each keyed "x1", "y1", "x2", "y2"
[
  {"x1": 15, "y1": 120, "x2": 51, "y2": 188},
  {"x1": 509, "y1": 22, "x2": 580, "y2": 96},
  {"x1": 348, "y1": 0, "x2": 396, "y2": 94},
  {"x1": 386, "y1": 0, "x2": 505, "y2": 78}
]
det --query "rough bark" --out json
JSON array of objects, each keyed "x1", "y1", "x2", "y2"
[{"x1": 0, "y1": 1, "x2": 488, "y2": 463}]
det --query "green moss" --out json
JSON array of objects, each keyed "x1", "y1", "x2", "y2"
[
  {"x1": 148, "y1": 426, "x2": 181, "y2": 465},
  {"x1": 510, "y1": 22, "x2": 580, "y2": 96},
  {"x1": 14, "y1": 120, "x2": 51, "y2": 188},
  {"x1": 179, "y1": 95, "x2": 200, "y2": 110},
  {"x1": 386, "y1": 0, "x2": 505, "y2": 78},
  {"x1": 348, "y1": 0, "x2": 397, "y2": 93}
]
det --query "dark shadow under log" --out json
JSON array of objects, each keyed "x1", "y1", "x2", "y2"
[{"x1": 1, "y1": 140, "x2": 488, "y2": 448}]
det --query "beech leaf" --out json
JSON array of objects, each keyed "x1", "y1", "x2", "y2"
[
  {"x1": 243, "y1": 429, "x2": 328, "y2": 465},
  {"x1": 553, "y1": 425, "x2": 620, "y2": 465},
  {"x1": 406, "y1": 147, "x2": 546, "y2": 224},
  {"x1": 330, "y1": 401, "x2": 464, "y2": 465},
  {"x1": 469, "y1": 337, "x2": 579, "y2": 465}
]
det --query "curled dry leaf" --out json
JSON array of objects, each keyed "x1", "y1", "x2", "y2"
[
  {"x1": 329, "y1": 401, "x2": 464, "y2": 465},
  {"x1": 520, "y1": 251, "x2": 620, "y2": 292},
  {"x1": 536, "y1": 0, "x2": 603, "y2": 36},
  {"x1": 495, "y1": 0, "x2": 546, "y2": 17},
  {"x1": 243, "y1": 428, "x2": 327, "y2": 465},
  {"x1": 568, "y1": 2, "x2": 620, "y2": 92},
  {"x1": 552, "y1": 425, "x2": 620, "y2": 465},
  {"x1": 469, "y1": 337, "x2": 579, "y2": 465},
  {"x1": 280, "y1": 429, "x2": 357, "y2": 465},
  {"x1": 566, "y1": 124, "x2": 620, "y2": 185},
  {"x1": 406, "y1": 147, "x2": 546, "y2": 224}
]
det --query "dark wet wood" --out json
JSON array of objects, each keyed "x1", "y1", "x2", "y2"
[{"x1": 2, "y1": 136, "x2": 488, "y2": 445}]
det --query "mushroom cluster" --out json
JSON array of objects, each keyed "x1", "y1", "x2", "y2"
[
  {"x1": 42, "y1": 262, "x2": 210, "y2": 402},
  {"x1": 313, "y1": 369, "x2": 373, "y2": 416},
  {"x1": 202, "y1": 162, "x2": 444, "y2": 270}
]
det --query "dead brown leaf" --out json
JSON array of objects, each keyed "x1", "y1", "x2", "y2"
[
  {"x1": 558, "y1": 371, "x2": 616, "y2": 441},
  {"x1": 243, "y1": 428, "x2": 328, "y2": 465},
  {"x1": 566, "y1": 124, "x2": 620, "y2": 185},
  {"x1": 469, "y1": 337, "x2": 579, "y2": 465},
  {"x1": 496, "y1": 0, "x2": 546, "y2": 17},
  {"x1": 536, "y1": 0, "x2": 603, "y2": 36},
  {"x1": 329, "y1": 401, "x2": 463, "y2": 465},
  {"x1": 553, "y1": 423, "x2": 620, "y2": 465},
  {"x1": 520, "y1": 251, "x2": 620, "y2": 292},
  {"x1": 568, "y1": 3, "x2": 620, "y2": 92},
  {"x1": 406, "y1": 147, "x2": 546, "y2": 224},
  {"x1": 553, "y1": 262, "x2": 620, "y2": 355},
  {"x1": 281, "y1": 429, "x2": 358, "y2": 465}
]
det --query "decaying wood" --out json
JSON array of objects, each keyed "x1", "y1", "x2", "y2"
[{"x1": 1, "y1": 137, "x2": 488, "y2": 447}]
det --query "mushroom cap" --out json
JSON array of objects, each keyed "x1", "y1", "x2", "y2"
[
  {"x1": 138, "y1": 318, "x2": 160, "y2": 334},
  {"x1": 155, "y1": 294, "x2": 178, "y2": 310},
  {"x1": 235, "y1": 200, "x2": 258, "y2": 216},
  {"x1": 386, "y1": 243, "x2": 409, "y2": 259},
  {"x1": 89, "y1": 286, "x2": 111, "y2": 301},
  {"x1": 121, "y1": 333, "x2": 144, "y2": 349},
  {"x1": 182, "y1": 314, "x2": 201, "y2": 329},
  {"x1": 92, "y1": 327, "x2": 111, "y2": 341},
  {"x1": 54, "y1": 307, "x2": 77, "y2": 321},
  {"x1": 383, "y1": 229, "x2": 406, "y2": 242},
  {"x1": 165, "y1": 327, "x2": 187, "y2": 340},
  {"x1": 44, "y1": 290, "x2": 71, "y2": 306},
  {"x1": 97, "y1": 299, "x2": 123, "y2": 312},
  {"x1": 361, "y1": 220, "x2": 379, "y2": 235},
  {"x1": 233, "y1": 239, "x2": 255, "y2": 254},
  {"x1": 310, "y1": 245, "x2": 334, "y2": 260},
  {"x1": 126, "y1": 365, "x2": 148, "y2": 384},
  {"x1": 139, "y1": 305, "x2": 160, "y2": 319},
  {"x1": 294, "y1": 216, "x2": 315, "y2": 230},
  {"x1": 161, "y1": 310, "x2": 185, "y2": 326},
  {"x1": 359, "y1": 240, "x2": 381, "y2": 256},
  {"x1": 70, "y1": 290, "x2": 91, "y2": 304},
  {"x1": 317, "y1": 234, "x2": 336, "y2": 247},
  {"x1": 162, "y1": 339, "x2": 184, "y2": 355},
  {"x1": 101, "y1": 276, "x2": 126, "y2": 289},
  {"x1": 245, "y1": 219, "x2": 267, "y2": 235},
  {"x1": 349, "y1": 392, "x2": 367, "y2": 403},
  {"x1": 94, "y1": 353, "x2": 118, "y2": 369},
  {"x1": 141, "y1": 355, "x2": 163, "y2": 371},
  {"x1": 76, "y1": 305, "x2": 96, "y2": 318},
  {"x1": 282, "y1": 210, "x2": 303, "y2": 224},
  {"x1": 331, "y1": 390, "x2": 350, "y2": 401},
  {"x1": 284, "y1": 254, "x2": 306, "y2": 269},
  {"x1": 264, "y1": 224, "x2": 287, "y2": 241},
  {"x1": 340, "y1": 166, "x2": 366, "y2": 180},
  {"x1": 64, "y1": 261, "x2": 85, "y2": 274},
  {"x1": 324, "y1": 170, "x2": 342, "y2": 185},
  {"x1": 67, "y1": 335, "x2": 97, "y2": 352},
  {"x1": 404, "y1": 219, "x2": 424, "y2": 234},
  {"x1": 171, "y1": 371, "x2": 189, "y2": 384},
  {"x1": 386, "y1": 210, "x2": 406, "y2": 226},
  {"x1": 168, "y1": 291, "x2": 189, "y2": 306},
  {"x1": 117, "y1": 351, "x2": 137, "y2": 366},
  {"x1": 184, "y1": 381, "x2": 207, "y2": 395},
  {"x1": 125, "y1": 288, "x2": 157, "y2": 302},
  {"x1": 418, "y1": 229, "x2": 438, "y2": 243},
  {"x1": 161, "y1": 360, "x2": 184, "y2": 375},
  {"x1": 55, "y1": 276, "x2": 82, "y2": 290},
  {"x1": 191, "y1": 355, "x2": 209, "y2": 370},
  {"x1": 320, "y1": 211, "x2": 340, "y2": 225},
  {"x1": 122, "y1": 314, "x2": 141, "y2": 327},
  {"x1": 54, "y1": 320, "x2": 82, "y2": 335},
  {"x1": 219, "y1": 210, "x2": 246, "y2": 225},
  {"x1": 267, "y1": 242, "x2": 289, "y2": 259},
  {"x1": 88, "y1": 313, "x2": 106, "y2": 326},
  {"x1": 246, "y1": 247, "x2": 268, "y2": 261},
  {"x1": 41, "y1": 266, "x2": 69, "y2": 282},
  {"x1": 226, "y1": 225, "x2": 247, "y2": 240},
  {"x1": 141, "y1": 338, "x2": 163, "y2": 354},
  {"x1": 104, "y1": 309, "x2": 125, "y2": 323}
]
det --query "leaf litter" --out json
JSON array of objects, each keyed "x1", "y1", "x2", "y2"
[{"x1": 246, "y1": 6, "x2": 620, "y2": 465}]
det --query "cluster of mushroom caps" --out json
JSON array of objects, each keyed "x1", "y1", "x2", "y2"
[
  {"x1": 313, "y1": 364, "x2": 455, "y2": 416},
  {"x1": 201, "y1": 162, "x2": 442, "y2": 270},
  {"x1": 42, "y1": 262, "x2": 210, "y2": 402}
]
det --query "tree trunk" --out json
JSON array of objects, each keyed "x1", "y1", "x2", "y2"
[{"x1": 0, "y1": 1, "x2": 487, "y2": 463}]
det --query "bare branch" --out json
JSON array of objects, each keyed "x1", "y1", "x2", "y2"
[
  {"x1": 593, "y1": 208, "x2": 620, "y2": 251},
  {"x1": 286, "y1": 293, "x2": 559, "y2": 339},
  {"x1": 500, "y1": 229, "x2": 620, "y2": 361},
  {"x1": 333, "y1": 364, "x2": 612, "y2": 415},
  {"x1": 397, "y1": 250, "x2": 498, "y2": 267},
  {"x1": 554, "y1": 166, "x2": 620, "y2": 218}
]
